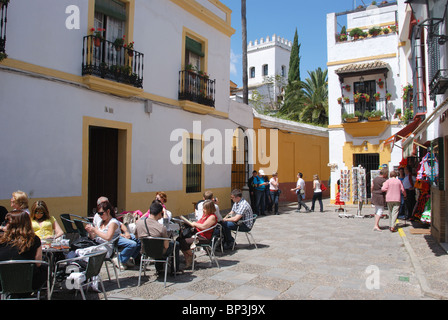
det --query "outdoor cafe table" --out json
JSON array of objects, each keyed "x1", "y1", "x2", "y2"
[{"x1": 43, "y1": 243, "x2": 70, "y2": 300}]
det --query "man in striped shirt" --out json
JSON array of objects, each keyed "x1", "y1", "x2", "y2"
[{"x1": 221, "y1": 189, "x2": 254, "y2": 250}]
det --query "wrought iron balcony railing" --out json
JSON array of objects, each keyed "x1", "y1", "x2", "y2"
[
  {"x1": 82, "y1": 35, "x2": 144, "y2": 88},
  {"x1": 341, "y1": 98, "x2": 390, "y2": 121},
  {"x1": 178, "y1": 70, "x2": 215, "y2": 108},
  {"x1": 429, "y1": 69, "x2": 448, "y2": 96}
]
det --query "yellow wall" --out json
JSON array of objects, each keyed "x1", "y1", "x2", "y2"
[{"x1": 252, "y1": 118, "x2": 330, "y2": 200}]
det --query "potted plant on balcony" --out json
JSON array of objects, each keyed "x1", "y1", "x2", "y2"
[
  {"x1": 377, "y1": 78, "x2": 384, "y2": 89},
  {"x1": 90, "y1": 27, "x2": 105, "y2": 47},
  {"x1": 124, "y1": 41, "x2": 134, "y2": 57},
  {"x1": 342, "y1": 112, "x2": 359, "y2": 123},
  {"x1": 114, "y1": 35, "x2": 126, "y2": 51},
  {"x1": 368, "y1": 110, "x2": 383, "y2": 121},
  {"x1": 344, "y1": 96, "x2": 350, "y2": 104},
  {"x1": 354, "y1": 92, "x2": 362, "y2": 103},
  {"x1": 369, "y1": 26, "x2": 382, "y2": 37},
  {"x1": 362, "y1": 93, "x2": 370, "y2": 102},
  {"x1": 373, "y1": 92, "x2": 381, "y2": 101},
  {"x1": 386, "y1": 92, "x2": 392, "y2": 101},
  {"x1": 402, "y1": 84, "x2": 413, "y2": 100},
  {"x1": 382, "y1": 27, "x2": 390, "y2": 35},
  {"x1": 344, "y1": 84, "x2": 351, "y2": 92},
  {"x1": 350, "y1": 28, "x2": 366, "y2": 40},
  {"x1": 394, "y1": 108, "x2": 402, "y2": 119},
  {"x1": 338, "y1": 97, "x2": 343, "y2": 104}
]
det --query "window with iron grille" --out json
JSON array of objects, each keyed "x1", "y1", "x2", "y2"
[{"x1": 186, "y1": 138, "x2": 202, "y2": 193}]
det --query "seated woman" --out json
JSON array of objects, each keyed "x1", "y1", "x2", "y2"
[
  {"x1": 10, "y1": 190, "x2": 30, "y2": 214},
  {"x1": 142, "y1": 191, "x2": 172, "y2": 224},
  {"x1": 84, "y1": 200, "x2": 121, "y2": 258},
  {"x1": 0, "y1": 210, "x2": 48, "y2": 294},
  {"x1": 178, "y1": 200, "x2": 217, "y2": 268},
  {"x1": 30, "y1": 200, "x2": 64, "y2": 240}
]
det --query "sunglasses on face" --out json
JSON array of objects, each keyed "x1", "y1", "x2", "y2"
[{"x1": 97, "y1": 211, "x2": 105, "y2": 216}]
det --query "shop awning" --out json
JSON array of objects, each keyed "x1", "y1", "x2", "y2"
[
  {"x1": 402, "y1": 96, "x2": 448, "y2": 153},
  {"x1": 383, "y1": 117, "x2": 422, "y2": 147}
]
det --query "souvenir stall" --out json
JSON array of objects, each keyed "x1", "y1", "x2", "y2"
[
  {"x1": 338, "y1": 169, "x2": 351, "y2": 217},
  {"x1": 352, "y1": 166, "x2": 367, "y2": 217}
]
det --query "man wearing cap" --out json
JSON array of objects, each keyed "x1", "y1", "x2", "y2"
[{"x1": 253, "y1": 169, "x2": 269, "y2": 216}]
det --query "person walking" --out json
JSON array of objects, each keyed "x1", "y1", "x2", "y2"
[
  {"x1": 310, "y1": 174, "x2": 323, "y2": 212},
  {"x1": 371, "y1": 168, "x2": 388, "y2": 231},
  {"x1": 381, "y1": 171, "x2": 406, "y2": 232},
  {"x1": 291, "y1": 172, "x2": 311, "y2": 213},
  {"x1": 269, "y1": 172, "x2": 280, "y2": 215}
]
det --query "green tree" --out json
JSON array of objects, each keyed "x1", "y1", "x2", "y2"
[
  {"x1": 287, "y1": 28, "x2": 301, "y2": 84},
  {"x1": 300, "y1": 68, "x2": 328, "y2": 125}
]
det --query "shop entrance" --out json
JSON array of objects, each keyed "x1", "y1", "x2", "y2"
[{"x1": 354, "y1": 153, "x2": 379, "y2": 199}]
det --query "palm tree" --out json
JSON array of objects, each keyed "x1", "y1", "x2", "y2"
[
  {"x1": 300, "y1": 68, "x2": 328, "y2": 125},
  {"x1": 241, "y1": 0, "x2": 248, "y2": 104}
]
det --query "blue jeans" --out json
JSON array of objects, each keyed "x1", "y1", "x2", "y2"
[
  {"x1": 254, "y1": 189, "x2": 266, "y2": 215},
  {"x1": 118, "y1": 234, "x2": 141, "y2": 264},
  {"x1": 270, "y1": 191, "x2": 279, "y2": 214},
  {"x1": 297, "y1": 192, "x2": 310, "y2": 211},
  {"x1": 221, "y1": 221, "x2": 251, "y2": 245}
]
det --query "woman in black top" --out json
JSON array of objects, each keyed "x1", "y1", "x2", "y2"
[{"x1": 0, "y1": 210, "x2": 47, "y2": 291}]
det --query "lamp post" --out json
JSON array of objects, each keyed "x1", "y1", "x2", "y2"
[{"x1": 405, "y1": 0, "x2": 448, "y2": 44}]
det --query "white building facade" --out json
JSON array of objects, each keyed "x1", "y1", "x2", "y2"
[
  {"x1": 232, "y1": 34, "x2": 291, "y2": 110},
  {"x1": 327, "y1": 2, "x2": 405, "y2": 203},
  {"x1": 0, "y1": 0, "x2": 255, "y2": 216}
]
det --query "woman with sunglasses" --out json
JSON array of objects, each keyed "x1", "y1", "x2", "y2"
[
  {"x1": 85, "y1": 200, "x2": 121, "y2": 257},
  {"x1": 30, "y1": 200, "x2": 64, "y2": 239}
]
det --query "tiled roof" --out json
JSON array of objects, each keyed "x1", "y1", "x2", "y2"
[{"x1": 335, "y1": 61, "x2": 390, "y2": 74}]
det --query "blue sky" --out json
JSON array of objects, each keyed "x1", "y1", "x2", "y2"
[{"x1": 221, "y1": 0, "x2": 362, "y2": 87}]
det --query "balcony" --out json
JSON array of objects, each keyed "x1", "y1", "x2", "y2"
[
  {"x1": 430, "y1": 69, "x2": 448, "y2": 96},
  {"x1": 340, "y1": 98, "x2": 391, "y2": 137},
  {"x1": 178, "y1": 70, "x2": 215, "y2": 108},
  {"x1": 341, "y1": 98, "x2": 390, "y2": 121},
  {"x1": 82, "y1": 35, "x2": 144, "y2": 89}
]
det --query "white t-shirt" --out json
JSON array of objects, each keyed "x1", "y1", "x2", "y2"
[
  {"x1": 195, "y1": 202, "x2": 222, "y2": 222},
  {"x1": 313, "y1": 180, "x2": 322, "y2": 192},
  {"x1": 269, "y1": 178, "x2": 279, "y2": 191},
  {"x1": 296, "y1": 178, "x2": 306, "y2": 193}
]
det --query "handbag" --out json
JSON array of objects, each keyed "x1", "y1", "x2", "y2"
[
  {"x1": 321, "y1": 183, "x2": 327, "y2": 192},
  {"x1": 70, "y1": 237, "x2": 99, "y2": 251}
]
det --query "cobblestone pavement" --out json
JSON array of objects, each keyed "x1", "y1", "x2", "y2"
[{"x1": 52, "y1": 198, "x2": 448, "y2": 301}]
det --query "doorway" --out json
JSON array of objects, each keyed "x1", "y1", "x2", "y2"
[
  {"x1": 354, "y1": 153, "x2": 379, "y2": 199},
  {"x1": 88, "y1": 126, "x2": 119, "y2": 216}
]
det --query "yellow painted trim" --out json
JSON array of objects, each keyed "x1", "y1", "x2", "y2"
[
  {"x1": 170, "y1": 0, "x2": 235, "y2": 37},
  {"x1": 1, "y1": 58, "x2": 84, "y2": 83},
  {"x1": 398, "y1": 41, "x2": 407, "y2": 47},
  {"x1": 82, "y1": 75, "x2": 143, "y2": 97},
  {"x1": 327, "y1": 53, "x2": 397, "y2": 67},
  {"x1": 182, "y1": 27, "x2": 209, "y2": 73},
  {"x1": 328, "y1": 124, "x2": 344, "y2": 129},
  {"x1": 82, "y1": 116, "x2": 133, "y2": 213},
  {"x1": 342, "y1": 120, "x2": 391, "y2": 137},
  {"x1": 179, "y1": 100, "x2": 214, "y2": 115},
  {"x1": 88, "y1": 0, "x2": 135, "y2": 44},
  {"x1": 208, "y1": 0, "x2": 232, "y2": 25}
]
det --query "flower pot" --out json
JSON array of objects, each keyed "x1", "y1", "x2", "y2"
[
  {"x1": 94, "y1": 37, "x2": 101, "y2": 47},
  {"x1": 375, "y1": 96, "x2": 380, "y2": 101},
  {"x1": 128, "y1": 49, "x2": 134, "y2": 57},
  {"x1": 345, "y1": 117, "x2": 359, "y2": 123},
  {"x1": 378, "y1": 83, "x2": 384, "y2": 89},
  {"x1": 368, "y1": 116, "x2": 381, "y2": 121}
]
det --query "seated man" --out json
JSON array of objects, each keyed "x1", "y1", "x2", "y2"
[
  {"x1": 195, "y1": 190, "x2": 223, "y2": 222},
  {"x1": 135, "y1": 201, "x2": 180, "y2": 275},
  {"x1": 221, "y1": 189, "x2": 254, "y2": 250}
]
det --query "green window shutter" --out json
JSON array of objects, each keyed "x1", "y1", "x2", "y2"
[
  {"x1": 95, "y1": 0, "x2": 127, "y2": 21},
  {"x1": 186, "y1": 37, "x2": 204, "y2": 57}
]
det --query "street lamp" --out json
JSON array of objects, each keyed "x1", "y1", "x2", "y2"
[{"x1": 406, "y1": 0, "x2": 448, "y2": 44}]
